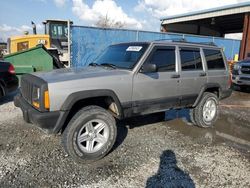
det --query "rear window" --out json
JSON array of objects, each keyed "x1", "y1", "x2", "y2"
[
  {"x1": 203, "y1": 49, "x2": 225, "y2": 70},
  {"x1": 180, "y1": 48, "x2": 202, "y2": 71}
]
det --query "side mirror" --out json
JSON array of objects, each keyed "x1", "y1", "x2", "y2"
[{"x1": 140, "y1": 64, "x2": 157, "y2": 73}]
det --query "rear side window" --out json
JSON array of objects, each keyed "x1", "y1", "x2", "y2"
[
  {"x1": 148, "y1": 47, "x2": 176, "y2": 72},
  {"x1": 180, "y1": 48, "x2": 203, "y2": 71},
  {"x1": 203, "y1": 49, "x2": 225, "y2": 70}
]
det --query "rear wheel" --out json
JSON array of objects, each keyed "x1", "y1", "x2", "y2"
[
  {"x1": 189, "y1": 108, "x2": 196, "y2": 125},
  {"x1": 192, "y1": 92, "x2": 219, "y2": 128},
  {"x1": 62, "y1": 105, "x2": 117, "y2": 163}
]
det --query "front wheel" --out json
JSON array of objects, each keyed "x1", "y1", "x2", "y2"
[
  {"x1": 192, "y1": 92, "x2": 219, "y2": 128},
  {"x1": 62, "y1": 105, "x2": 117, "y2": 163}
]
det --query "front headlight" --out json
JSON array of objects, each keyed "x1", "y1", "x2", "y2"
[
  {"x1": 32, "y1": 86, "x2": 40, "y2": 108},
  {"x1": 32, "y1": 87, "x2": 50, "y2": 110},
  {"x1": 233, "y1": 64, "x2": 240, "y2": 70}
]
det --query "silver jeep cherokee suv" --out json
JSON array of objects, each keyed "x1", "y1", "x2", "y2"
[{"x1": 14, "y1": 41, "x2": 232, "y2": 163}]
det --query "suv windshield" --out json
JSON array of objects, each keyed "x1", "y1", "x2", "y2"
[{"x1": 94, "y1": 43, "x2": 149, "y2": 69}]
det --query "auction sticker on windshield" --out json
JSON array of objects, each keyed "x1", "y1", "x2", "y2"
[{"x1": 126, "y1": 46, "x2": 142, "y2": 52}]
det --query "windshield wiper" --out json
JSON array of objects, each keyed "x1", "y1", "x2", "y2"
[
  {"x1": 89, "y1": 62, "x2": 100, "y2": 67},
  {"x1": 100, "y1": 63, "x2": 117, "y2": 69},
  {"x1": 90, "y1": 62, "x2": 117, "y2": 69}
]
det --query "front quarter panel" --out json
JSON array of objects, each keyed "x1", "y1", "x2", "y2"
[{"x1": 47, "y1": 72, "x2": 133, "y2": 111}]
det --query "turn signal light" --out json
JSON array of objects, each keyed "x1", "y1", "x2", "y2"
[{"x1": 44, "y1": 91, "x2": 50, "y2": 110}]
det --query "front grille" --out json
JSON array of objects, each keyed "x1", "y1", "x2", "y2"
[
  {"x1": 241, "y1": 66, "x2": 250, "y2": 74},
  {"x1": 20, "y1": 74, "x2": 48, "y2": 112},
  {"x1": 240, "y1": 77, "x2": 250, "y2": 81},
  {"x1": 232, "y1": 69, "x2": 239, "y2": 75},
  {"x1": 20, "y1": 77, "x2": 33, "y2": 104}
]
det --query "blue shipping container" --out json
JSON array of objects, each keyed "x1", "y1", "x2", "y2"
[{"x1": 71, "y1": 26, "x2": 241, "y2": 67}]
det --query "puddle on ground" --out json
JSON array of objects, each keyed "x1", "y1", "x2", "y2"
[{"x1": 164, "y1": 109, "x2": 250, "y2": 150}]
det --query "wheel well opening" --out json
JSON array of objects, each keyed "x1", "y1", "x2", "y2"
[
  {"x1": 205, "y1": 87, "x2": 220, "y2": 97},
  {"x1": 61, "y1": 96, "x2": 120, "y2": 133}
]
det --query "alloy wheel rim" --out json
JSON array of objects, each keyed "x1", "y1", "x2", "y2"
[
  {"x1": 77, "y1": 119, "x2": 109, "y2": 153},
  {"x1": 203, "y1": 98, "x2": 217, "y2": 123}
]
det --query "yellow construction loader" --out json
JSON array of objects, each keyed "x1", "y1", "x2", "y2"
[{"x1": 8, "y1": 19, "x2": 72, "y2": 66}]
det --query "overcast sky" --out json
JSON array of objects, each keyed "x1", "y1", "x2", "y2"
[{"x1": 0, "y1": 0, "x2": 249, "y2": 42}]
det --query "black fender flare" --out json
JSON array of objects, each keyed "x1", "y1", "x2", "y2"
[
  {"x1": 60, "y1": 89, "x2": 123, "y2": 115},
  {"x1": 192, "y1": 83, "x2": 221, "y2": 107},
  {"x1": 53, "y1": 89, "x2": 124, "y2": 133}
]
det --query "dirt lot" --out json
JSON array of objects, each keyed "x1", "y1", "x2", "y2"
[{"x1": 0, "y1": 91, "x2": 249, "y2": 188}]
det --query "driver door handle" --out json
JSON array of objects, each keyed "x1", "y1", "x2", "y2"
[
  {"x1": 199, "y1": 72, "x2": 206, "y2": 77},
  {"x1": 171, "y1": 74, "x2": 180, "y2": 78}
]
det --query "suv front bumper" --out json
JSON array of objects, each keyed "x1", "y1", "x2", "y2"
[
  {"x1": 14, "y1": 94, "x2": 61, "y2": 134},
  {"x1": 232, "y1": 75, "x2": 250, "y2": 86}
]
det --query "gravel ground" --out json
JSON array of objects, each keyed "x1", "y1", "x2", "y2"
[{"x1": 0, "y1": 91, "x2": 249, "y2": 188}]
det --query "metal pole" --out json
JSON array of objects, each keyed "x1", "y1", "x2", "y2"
[
  {"x1": 231, "y1": 40, "x2": 235, "y2": 60},
  {"x1": 67, "y1": 20, "x2": 71, "y2": 67}
]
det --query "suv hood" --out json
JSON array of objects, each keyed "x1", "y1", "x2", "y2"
[
  {"x1": 33, "y1": 66, "x2": 131, "y2": 83},
  {"x1": 238, "y1": 59, "x2": 250, "y2": 66},
  {"x1": 239, "y1": 62, "x2": 250, "y2": 67}
]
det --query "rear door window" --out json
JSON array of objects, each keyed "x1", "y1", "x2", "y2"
[
  {"x1": 179, "y1": 47, "x2": 203, "y2": 71},
  {"x1": 203, "y1": 49, "x2": 225, "y2": 70}
]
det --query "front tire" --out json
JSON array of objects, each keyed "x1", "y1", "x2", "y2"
[
  {"x1": 193, "y1": 92, "x2": 219, "y2": 128},
  {"x1": 62, "y1": 105, "x2": 117, "y2": 163}
]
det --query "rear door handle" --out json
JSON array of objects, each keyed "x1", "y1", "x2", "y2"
[
  {"x1": 171, "y1": 74, "x2": 180, "y2": 78},
  {"x1": 199, "y1": 72, "x2": 206, "y2": 77}
]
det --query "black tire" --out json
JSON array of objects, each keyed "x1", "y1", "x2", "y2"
[
  {"x1": 193, "y1": 92, "x2": 219, "y2": 128},
  {"x1": 232, "y1": 84, "x2": 248, "y2": 92},
  {"x1": 0, "y1": 84, "x2": 4, "y2": 98},
  {"x1": 62, "y1": 105, "x2": 117, "y2": 163},
  {"x1": 189, "y1": 108, "x2": 196, "y2": 125},
  {"x1": 239, "y1": 85, "x2": 248, "y2": 91}
]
